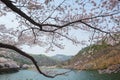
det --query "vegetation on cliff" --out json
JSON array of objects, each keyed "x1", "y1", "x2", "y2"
[{"x1": 66, "y1": 43, "x2": 120, "y2": 70}]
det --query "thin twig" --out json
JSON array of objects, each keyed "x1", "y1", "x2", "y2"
[
  {"x1": 42, "y1": 0, "x2": 66, "y2": 24},
  {"x1": 18, "y1": 28, "x2": 32, "y2": 39}
]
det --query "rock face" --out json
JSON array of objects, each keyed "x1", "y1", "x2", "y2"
[
  {"x1": 98, "y1": 64, "x2": 120, "y2": 74},
  {"x1": 0, "y1": 57, "x2": 19, "y2": 73},
  {"x1": 0, "y1": 57, "x2": 19, "y2": 68}
]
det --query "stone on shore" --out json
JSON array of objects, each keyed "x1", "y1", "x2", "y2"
[{"x1": 0, "y1": 57, "x2": 19, "y2": 73}]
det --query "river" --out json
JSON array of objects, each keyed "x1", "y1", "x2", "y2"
[{"x1": 0, "y1": 69, "x2": 120, "y2": 80}]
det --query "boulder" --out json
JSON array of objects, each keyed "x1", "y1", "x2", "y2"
[
  {"x1": 0, "y1": 63, "x2": 4, "y2": 68},
  {"x1": 0, "y1": 57, "x2": 19, "y2": 67},
  {"x1": 4, "y1": 62, "x2": 19, "y2": 68},
  {"x1": 0, "y1": 57, "x2": 8, "y2": 63},
  {"x1": 22, "y1": 64, "x2": 30, "y2": 69}
]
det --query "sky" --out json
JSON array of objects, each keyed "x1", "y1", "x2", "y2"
[
  {"x1": 0, "y1": 0, "x2": 93, "y2": 56},
  {"x1": 21, "y1": 30, "x2": 90, "y2": 56}
]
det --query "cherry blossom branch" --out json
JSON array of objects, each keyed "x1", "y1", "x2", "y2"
[
  {"x1": 41, "y1": 0, "x2": 66, "y2": 24},
  {"x1": 81, "y1": 11, "x2": 120, "y2": 21},
  {"x1": 0, "y1": 42, "x2": 71, "y2": 78},
  {"x1": 55, "y1": 32, "x2": 80, "y2": 44},
  {"x1": 1, "y1": 0, "x2": 42, "y2": 30},
  {"x1": 1, "y1": 0, "x2": 116, "y2": 34},
  {"x1": 80, "y1": 21, "x2": 110, "y2": 34}
]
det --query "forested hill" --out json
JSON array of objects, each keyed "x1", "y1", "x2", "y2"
[
  {"x1": 0, "y1": 49, "x2": 59, "y2": 66},
  {"x1": 66, "y1": 43, "x2": 120, "y2": 70},
  {"x1": 51, "y1": 54, "x2": 72, "y2": 62}
]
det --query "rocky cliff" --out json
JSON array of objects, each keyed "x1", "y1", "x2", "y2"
[{"x1": 67, "y1": 43, "x2": 120, "y2": 73}]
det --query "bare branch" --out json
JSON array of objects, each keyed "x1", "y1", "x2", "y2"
[
  {"x1": 90, "y1": 29, "x2": 96, "y2": 45},
  {"x1": 31, "y1": 28, "x2": 37, "y2": 43},
  {"x1": 81, "y1": 11, "x2": 120, "y2": 21},
  {"x1": 55, "y1": 32, "x2": 80, "y2": 44},
  {"x1": 80, "y1": 21, "x2": 110, "y2": 34},
  {"x1": 18, "y1": 28, "x2": 32, "y2": 39},
  {"x1": 42, "y1": 20, "x2": 110, "y2": 34}
]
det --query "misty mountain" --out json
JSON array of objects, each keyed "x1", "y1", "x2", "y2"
[
  {"x1": 51, "y1": 54, "x2": 72, "y2": 62},
  {"x1": 0, "y1": 49, "x2": 60, "y2": 66}
]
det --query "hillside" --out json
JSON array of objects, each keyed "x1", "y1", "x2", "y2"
[
  {"x1": 51, "y1": 54, "x2": 72, "y2": 62},
  {"x1": 67, "y1": 43, "x2": 120, "y2": 70},
  {"x1": 0, "y1": 49, "x2": 59, "y2": 66},
  {"x1": 32, "y1": 54, "x2": 60, "y2": 66}
]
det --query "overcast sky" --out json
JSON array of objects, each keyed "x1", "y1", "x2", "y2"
[{"x1": 21, "y1": 30, "x2": 90, "y2": 56}]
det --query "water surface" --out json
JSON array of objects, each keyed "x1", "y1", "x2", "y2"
[{"x1": 0, "y1": 69, "x2": 120, "y2": 80}]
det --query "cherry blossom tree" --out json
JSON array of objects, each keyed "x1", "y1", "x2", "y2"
[{"x1": 0, "y1": 0, "x2": 120, "y2": 78}]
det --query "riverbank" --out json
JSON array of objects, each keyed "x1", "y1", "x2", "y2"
[
  {"x1": 64, "y1": 64, "x2": 120, "y2": 74},
  {"x1": 0, "y1": 57, "x2": 31, "y2": 74},
  {"x1": 0, "y1": 68, "x2": 19, "y2": 74},
  {"x1": 98, "y1": 64, "x2": 120, "y2": 74}
]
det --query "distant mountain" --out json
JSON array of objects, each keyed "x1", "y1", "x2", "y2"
[
  {"x1": 32, "y1": 54, "x2": 60, "y2": 66},
  {"x1": 0, "y1": 49, "x2": 59, "y2": 66},
  {"x1": 51, "y1": 54, "x2": 72, "y2": 62}
]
